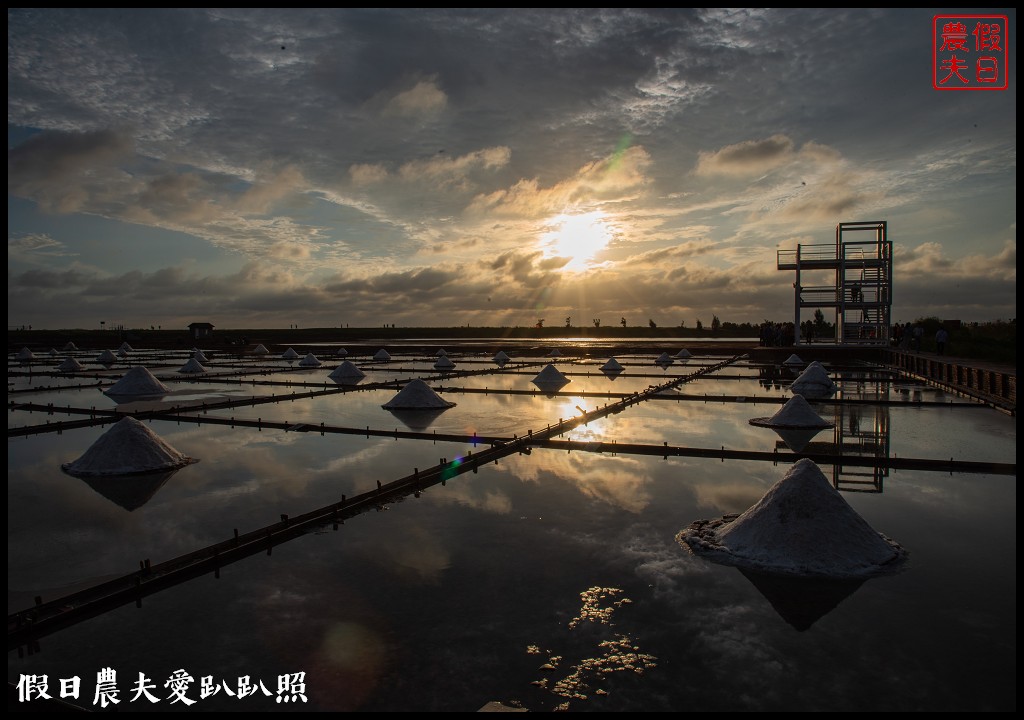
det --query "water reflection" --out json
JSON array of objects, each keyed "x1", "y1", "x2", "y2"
[
  {"x1": 385, "y1": 408, "x2": 451, "y2": 431},
  {"x1": 77, "y1": 467, "x2": 183, "y2": 511},
  {"x1": 738, "y1": 568, "x2": 866, "y2": 631},
  {"x1": 6, "y1": 350, "x2": 1016, "y2": 712}
]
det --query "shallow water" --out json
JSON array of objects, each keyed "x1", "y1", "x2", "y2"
[{"x1": 7, "y1": 347, "x2": 1016, "y2": 711}]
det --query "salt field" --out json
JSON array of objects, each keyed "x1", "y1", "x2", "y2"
[{"x1": 7, "y1": 340, "x2": 1016, "y2": 712}]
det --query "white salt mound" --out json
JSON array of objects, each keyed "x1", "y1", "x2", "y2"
[
  {"x1": 96, "y1": 349, "x2": 118, "y2": 364},
  {"x1": 336, "y1": 347, "x2": 348, "y2": 357},
  {"x1": 601, "y1": 357, "x2": 624, "y2": 372},
  {"x1": 104, "y1": 366, "x2": 171, "y2": 396},
  {"x1": 374, "y1": 349, "x2": 391, "y2": 361},
  {"x1": 677, "y1": 459, "x2": 907, "y2": 578},
  {"x1": 193, "y1": 350, "x2": 209, "y2": 363},
  {"x1": 58, "y1": 357, "x2": 85, "y2": 373},
  {"x1": 17, "y1": 347, "x2": 35, "y2": 360},
  {"x1": 749, "y1": 395, "x2": 834, "y2": 429},
  {"x1": 117, "y1": 348, "x2": 130, "y2": 358},
  {"x1": 329, "y1": 360, "x2": 365, "y2": 380},
  {"x1": 547, "y1": 349, "x2": 561, "y2": 357},
  {"x1": 791, "y1": 363, "x2": 837, "y2": 396},
  {"x1": 253, "y1": 344, "x2": 269, "y2": 355},
  {"x1": 49, "y1": 348, "x2": 60, "y2": 357},
  {"x1": 382, "y1": 379, "x2": 456, "y2": 409},
  {"x1": 656, "y1": 352, "x2": 673, "y2": 365},
  {"x1": 178, "y1": 358, "x2": 207, "y2": 374},
  {"x1": 281, "y1": 347, "x2": 300, "y2": 360},
  {"x1": 62, "y1": 417, "x2": 196, "y2": 477},
  {"x1": 298, "y1": 353, "x2": 322, "y2": 367},
  {"x1": 783, "y1": 354, "x2": 804, "y2": 366},
  {"x1": 493, "y1": 350, "x2": 511, "y2": 363},
  {"x1": 532, "y1": 364, "x2": 570, "y2": 388},
  {"x1": 63, "y1": 342, "x2": 79, "y2": 351},
  {"x1": 435, "y1": 348, "x2": 447, "y2": 357},
  {"x1": 434, "y1": 356, "x2": 455, "y2": 370},
  {"x1": 674, "y1": 349, "x2": 692, "y2": 359}
]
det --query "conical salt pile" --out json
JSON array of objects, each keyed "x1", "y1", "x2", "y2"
[
  {"x1": 329, "y1": 360, "x2": 365, "y2": 381},
  {"x1": 96, "y1": 349, "x2": 118, "y2": 364},
  {"x1": 547, "y1": 348, "x2": 561, "y2": 357},
  {"x1": 336, "y1": 347, "x2": 348, "y2": 357},
  {"x1": 601, "y1": 357, "x2": 623, "y2": 372},
  {"x1": 749, "y1": 395, "x2": 834, "y2": 429},
  {"x1": 434, "y1": 355, "x2": 455, "y2": 370},
  {"x1": 281, "y1": 347, "x2": 300, "y2": 360},
  {"x1": 677, "y1": 459, "x2": 908, "y2": 578},
  {"x1": 62, "y1": 417, "x2": 196, "y2": 477},
  {"x1": 791, "y1": 363, "x2": 837, "y2": 397},
  {"x1": 58, "y1": 357, "x2": 84, "y2": 373},
  {"x1": 382, "y1": 379, "x2": 456, "y2": 409},
  {"x1": 298, "y1": 353, "x2": 322, "y2": 367},
  {"x1": 104, "y1": 366, "x2": 171, "y2": 396},
  {"x1": 532, "y1": 363, "x2": 570, "y2": 390},
  {"x1": 63, "y1": 342, "x2": 79, "y2": 351},
  {"x1": 674, "y1": 349, "x2": 692, "y2": 359},
  {"x1": 193, "y1": 349, "x2": 209, "y2": 363},
  {"x1": 374, "y1": 349, "x2": 392, "y2": 361},
  {"x1": 17, "y1": 347, "x2": 35, "y2": 360},
  {"x1": 119, "y1": 342, "x2": 134, "y2": 352},
  {"x1": 49, "y1": 348, "x2": 60, "y2": 357},
  {"x1": 117, "y1": 348, "x2": 130, "y2": 358},
  {"x1": 493, "y1": 350, "x2": 511, "y2": 364},
  {"x1": 783, "y1": 354, "x2": 804, "y2": 366},
  {"x1": 178, "y1": 357, "x2": 207, "y2": 374},
  {"x1": 253, "y1": 344, "x2": 269, "y2": 355},
  {"x1": 656, "y1": 352, "x2": 674, "y2": 366},
  {"x1": 435, "y1": 348, "x2": 447, "y2": 357}
]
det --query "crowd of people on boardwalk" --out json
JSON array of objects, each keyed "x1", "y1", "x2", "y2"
[
  {"x1": 759, "y1": 322, "x2": 795, "y2": 346},
  {"x1": 758, "y1": 319, "x2": 949, "y2": 354},
  {"x1": 893, "y1": 321, "x2": 949, "y2": 355}
]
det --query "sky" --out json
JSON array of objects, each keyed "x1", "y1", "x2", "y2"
[{"x1": 7, "y1": 8, "x2": 1016, "y2": 331}]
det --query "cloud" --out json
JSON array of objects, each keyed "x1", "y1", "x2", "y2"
[
  {"x1": 7, "y1": 233, "x2": 77, "y2": 259},
  {"x1": 897, "y1": 239, "x2": 1016, "y2": 281},
  {"x1": 382, "y1": 78, "x2": 447, "y2": 117},
  {"x1": 620, "y1": 240, "x2": 717, "y2": 266},
  {"x1": 349, "y1": 163, "x2": 390, "y2": 186},
  {"x1": 235, "y1": 165, "x2": 308, "y2": 215},
  {"x1": 695, "y1": 134, "x2": 795, "y2": 177},
  {"x1": 466, "y1": 145, "x2": 651, "y2": 219},
  {"x1": 7, "y1": 128, "x2": 134, "y2": 213},
  {"x1": 398, "y1": 146, "x2": 510, "y2": 183}
]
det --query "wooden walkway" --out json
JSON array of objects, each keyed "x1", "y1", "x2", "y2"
[{"x1": 882, "y1": 349, "x2": 1015, "y2": 414}]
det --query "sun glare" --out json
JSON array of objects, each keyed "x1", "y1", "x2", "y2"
[{"x1": 540, "y1": 211, "x2": 613, "y2": 271}]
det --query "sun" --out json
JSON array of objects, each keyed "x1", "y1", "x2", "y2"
[{"x1": 540, "y1": 211, "x2": 613, "y2": 271}]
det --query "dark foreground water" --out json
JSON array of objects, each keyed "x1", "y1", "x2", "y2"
[{"x1": 7, "y1": 346, "x2": 1016, "y2": 711}]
